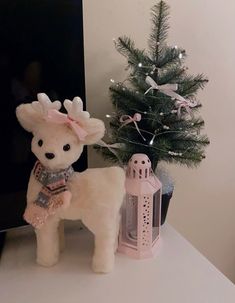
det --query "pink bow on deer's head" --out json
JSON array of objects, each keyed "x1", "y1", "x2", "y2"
[{"x1": 47, "y1": 109, "x2": 88, "y2": 141}]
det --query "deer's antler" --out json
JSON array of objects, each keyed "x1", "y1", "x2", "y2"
[
  {"x1": 32, "y1": 93, "x2": 62, "y2": 116},
  {"x1": 64, "y1": 97, "x2": 90, "y2": 121}
]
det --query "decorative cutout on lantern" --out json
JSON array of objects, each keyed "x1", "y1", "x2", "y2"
[{"x1": 118, "y1": 154, "x2": 162, "y2": 259}]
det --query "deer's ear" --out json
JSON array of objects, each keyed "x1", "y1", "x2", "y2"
[
  {"x1": 16, "y1": 104, "x2": 43, "y2": 133},
  {"x1": 82, "y1": 118, "x2": 105, "y2": 145}
]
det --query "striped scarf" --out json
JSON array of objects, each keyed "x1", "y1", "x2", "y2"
[{"x1": 24, "y1": 161, "x2": 74, "y2": 229}]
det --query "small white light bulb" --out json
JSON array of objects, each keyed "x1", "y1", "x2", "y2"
[
  {"x1": 110, "y1": 79, "x2": 115, "y2": 83},
  {"x1": 149, "y1": 134, "x2": 156, "y2": 146},
  {"x1": 138, "y1": 62, "x2": 143, "y2": 68},
  {"x1": 163, "y1": 125, "x2": 170, "y2": 130},
  {"x1": 179, "y1": 53, "x2": 183, "y2": 59}
]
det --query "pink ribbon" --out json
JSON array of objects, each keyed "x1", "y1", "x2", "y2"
[
  {"x1": 119, "y1": 113, "x2": 146, "y2": 141},
  {"x1": 145, "y1": 76, "x2": 178, "y2": 98},
  {"x1": 175, "y1": 99, "x2": 197, "y2": 118},
  {"x1": 145, "y1": 76, "x2": 198, "y2": 118},
  {"x1": 47, "y1": 109, "x2": 88, "y2": 141}
]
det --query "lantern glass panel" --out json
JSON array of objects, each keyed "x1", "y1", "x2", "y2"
[
  {"x1": 121, "y1": 195, "x2": 138, "y2": 246},
  {"x1": 152, "y1": 189, "x2": 161, "y2": 242}
]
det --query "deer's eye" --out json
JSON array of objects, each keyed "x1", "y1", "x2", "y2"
[
  {"x1": 63, "y1": 144, "x2": 70, "y2": 151},
  {"x1": 38, "y1": 139, "x2": 43, "y2": 147}
]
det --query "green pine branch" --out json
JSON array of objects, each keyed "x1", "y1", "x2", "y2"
[
  {"x1": 149, "y1": 1, "x2": 170, "y2": 60},
  {"x1": 158, "y1": 47, "x2": 186, "y2": 69},
  {"x1": 115, "y1": 36, "x2": 152, "y2": 70},
  {"x1": 158, "y1": 65, "x2": 186, "y2": 84},
  {"x1": 110, "y1": 85, "x2": 149, "y2": 112},
  {"x1": 178, "y1": 74, "x2": 208, "y2": 97}
]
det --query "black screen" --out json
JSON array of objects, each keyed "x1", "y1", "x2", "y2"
[{"x1": 0, "y1": 0, "x2": 86, "y2": 230}]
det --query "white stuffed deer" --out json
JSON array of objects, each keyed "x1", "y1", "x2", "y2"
[{"x1": 16, "y1": 93, "x2": 125, "y2": 273}]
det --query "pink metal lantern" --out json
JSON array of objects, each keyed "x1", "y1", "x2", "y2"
[{"x1": 118, "y1": 153, "x2": 162, "y2": 259}]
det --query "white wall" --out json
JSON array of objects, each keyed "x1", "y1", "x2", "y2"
[{"x1": 83, "y1": 0, "x2": 235, "y2": 282}]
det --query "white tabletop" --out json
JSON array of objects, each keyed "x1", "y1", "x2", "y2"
[{"x1": 0, "y1": 223, "x2": 234, "y2": 303}]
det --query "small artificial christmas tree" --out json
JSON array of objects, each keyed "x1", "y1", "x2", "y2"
[{"x1": 96, "y1": 0, "x2": 209, "y2": 171}]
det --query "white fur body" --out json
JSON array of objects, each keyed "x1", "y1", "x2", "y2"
[
  {"x1": 27, "y1": 167, "x2": 125, "y2": 223},
  {"x1": 27, "y1": 166, "x2": 125, "y2": 273}
]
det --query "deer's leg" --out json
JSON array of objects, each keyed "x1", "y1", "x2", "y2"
[
  {"x1": 92, "y1": 215, "x2": 121, "y2": 274},
  {"x1": 83, "y1": 208, "x2": 121, "y2": 274},
  {"x1": 92, "y1": 230, "x2": 117, "y2": 274},
  {"x1": 35, "y1": 217, "x2": 60, "y2": 267}
]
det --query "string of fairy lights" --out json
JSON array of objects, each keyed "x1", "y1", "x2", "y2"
[{"x1": 101, "y1": 40, "x2": 203, "y2": 161}]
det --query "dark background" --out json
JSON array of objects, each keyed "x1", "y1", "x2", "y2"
[{"x1": 0, "y1": 0, "x2": 86, "y2": 231}]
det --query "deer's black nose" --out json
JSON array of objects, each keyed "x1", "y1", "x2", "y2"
[{"x1": 45, "y1": 153, "x2": 55, "y2": 160}]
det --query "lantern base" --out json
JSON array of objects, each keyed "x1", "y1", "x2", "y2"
[{"x1": 118, "y1": 237, "x2": 160, "y2": 259}]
